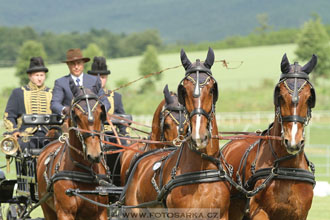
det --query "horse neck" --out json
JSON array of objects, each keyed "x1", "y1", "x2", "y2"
[{"x1": 266, "y1": 115, "x2": 306, "y2": 168}]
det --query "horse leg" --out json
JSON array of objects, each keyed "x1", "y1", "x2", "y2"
[
  {"x1": 249, "y1": 198, "x2": 270, "y2": 220},
  {"x1": 40, "y1": 204, "x2": 57, "y2": 220},
  {"x1": 98, "y1": 207, "x2": 108, "y2": 220},
  {"x1": 249, "y1": 208, "x2": 269, "y2": 220},
  {"x1": 228, "y1": 198, "x2": 246, "y2": 220},
  {"x1": 220, "y1": 210, "x2": 229, "y2": 220},
  {"x1": 56, "y1": 208, "x2": 75, "y2": 220}
]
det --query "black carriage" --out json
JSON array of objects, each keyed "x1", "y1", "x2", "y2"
[
  {"x1": 0, "y1": 113, "x2": 131, "y2": 220},
  {"x1": 0, "y1": 114, "x2": 63, "y2": 220}
]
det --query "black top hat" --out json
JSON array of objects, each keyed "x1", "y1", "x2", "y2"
[
  {"x1": 26, "y1": 57, "x2": 48, "y2": 74},
  {"x1": 87, "y1": 56, "x2": 111, "y2": 75}
]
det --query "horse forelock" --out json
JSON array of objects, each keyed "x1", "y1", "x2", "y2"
[{"x1": 73, "y1": 87, "x2": 99, "y2": 114}]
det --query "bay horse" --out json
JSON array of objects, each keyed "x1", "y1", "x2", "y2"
[
  {"x1": 37, "y1": 81, "x2": 109, "y2": 220},
  {"x1": 122, "y1": 48, "x2": 230, "y2": 219},
  {"x1": 222, "y1": 54, "x2": 317, "y2": 220},
  {"x1": 120, "y1": 84, "x2": 189, "y2": 185}
]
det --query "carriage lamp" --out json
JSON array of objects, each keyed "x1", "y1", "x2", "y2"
[{"x1": 0, "y1": 136, "x2": 19, "y2": 156}]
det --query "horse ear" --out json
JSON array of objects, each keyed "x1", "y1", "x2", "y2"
[
  {"x1": 163, "y1": 84, "x2": 173, "y2": 104},
  {"x1": 204, "y1": 47, "x2": 215, "y2": 69},
  {"x1": 69, "y1": 78, "x2": 80, "y2": 97},
  {"x1": 92, "y1": 78, "x2": 102, "y2": 95},
  {"x1": 180, "y1": 48, "x2": 192, "y2": 70},
  {"x1": 301, "y1": 54, "x2": 317, "y2": 74},
  {"x1": 281, "y1": 53, "x2": 291, "y2": 74}
]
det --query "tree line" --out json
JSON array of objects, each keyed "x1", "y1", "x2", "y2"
[
  {"x1": 0, "y1": 27, "x2": 162, "y2": 66},
  {"x1": 3, "y1": 15, "x2": 330, "y2": 84}
]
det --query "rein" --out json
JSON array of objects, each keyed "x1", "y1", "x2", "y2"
[
  {"x1": 111, "y1": 59, "x2": 241, "y2": 93},
  {"x1": 212, "y1": 134, "x2": 282, "y2": 141},
  {"x1": 69, "y1": 127, "x2": 181, "y2": 148},
  {"x1": 227, "y1": 125, "x2": 315, "y2": 199}
]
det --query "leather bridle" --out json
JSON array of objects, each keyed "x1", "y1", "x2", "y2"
[
  {"x1": 274, "y1": 64, "x2": 315, "y2": 131},
  {"x1": 159, "y1": 103, "x2": 188, "y2": 141},
  {"x1": 177, "y1": 60, "x2": 218, "y2": 128},
  {"x1": 70, "y1": 87, "x2": 106, "y2": 157}
]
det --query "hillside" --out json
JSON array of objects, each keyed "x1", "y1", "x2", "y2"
[
  {"x1": 0, "y1": 0, "x2": 330, "y2": 42},
  {"x1": 1, "y1": 44, "x2": 329, "y2": 115}
]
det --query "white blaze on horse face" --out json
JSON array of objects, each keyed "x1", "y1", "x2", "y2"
[
  {"x1": 291, "y1": 107, "x2": 297, "y2": 147},
  {"x1": 195, "y1": 97, "x2": 201, "y2": 141}
]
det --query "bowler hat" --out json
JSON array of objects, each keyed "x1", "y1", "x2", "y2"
[
  {"x1": 87, "y1": 56, "x2": 111, "y2": 75},
  {"x1": 26, "y1": 57, "x2": 48, "y2": 74},
  {"x1": 62, "y1": 48, "x2": 90, "y2": 63}
]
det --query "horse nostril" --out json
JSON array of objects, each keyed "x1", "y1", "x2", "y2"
[
  {"x1": 299, "y1": 140, "x2": 305, "y2": 147},
  {"x1": 203, "y1": 135, "x2": 208, "y2": 142},
  {"x1": 284, "y1": 139, "x2": 290, "y2": 147},
  {"x1": 87, "y1": 154, "x2": 100, "y2": 163}
]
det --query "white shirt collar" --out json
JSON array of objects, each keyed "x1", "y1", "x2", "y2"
[{"x1": 70, "y1": 73, "x2": 84, "y2": 86}]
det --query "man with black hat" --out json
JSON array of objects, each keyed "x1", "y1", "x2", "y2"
[
  {"x1": 3, "y1": 57, "x2": 52, "y2": 150},
  {"x1": 50, "y1": 48, "x2": 110, "y2": 115},
  {"x1": 88, "y1": 56, "x2": 129, "y2": 136},
  {"x1": 88, "y1": 56, "x2": 128, "y2": 185}
]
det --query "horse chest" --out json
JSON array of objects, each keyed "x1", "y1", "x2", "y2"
[
  {"x1": 253, "y1": 180, "x2": 313, "y2": 219},
  {"x1": 168, "y1": 183, "x2": 224, "y2": 208}
]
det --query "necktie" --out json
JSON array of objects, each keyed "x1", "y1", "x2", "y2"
[{"x1": 76, "y1": 78, "x2": 80, "y2": 86}]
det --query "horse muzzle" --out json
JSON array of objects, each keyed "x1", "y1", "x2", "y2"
[
  {"x1": 87, "y1": 151, "x2": 103, "y2": 163},
  {"x1": 191, "y1": 130, "x2": 210, "y2": 149},
  {"x1": 283, "y1": 138, "x2": 304, "y2": 155}
]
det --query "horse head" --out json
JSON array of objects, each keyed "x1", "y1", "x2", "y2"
[
  {"x1": 178, "y1": 48, "x2": 218, "y2": 149},
  {"x1": 274, "y1": 54, "x2": 317, "y2": 154},
  {"x1": 160, "y1": 84, "x2": 189, "y2": 143},
  {"x1": 69, "y1": 79, "x2": 107, "y2": 163}
]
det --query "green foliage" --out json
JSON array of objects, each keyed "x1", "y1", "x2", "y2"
[
  {"x1": 0, "y1": 27, "x2": 163, "y2": 66},
  {"x1": 83, "y1": 43, "x2": 104, "y2": 71},
  {"x1": 295, "y1": 16, "x2": 330, "y2": 81},
  {"x1": 138, "y1": 45, "x2": 161, "y2": 93},
  {"x1": 15, "y1": 40, "x2": 47, "y2": 85},
  {"x1": 0, "y1": 26, "x2": 38, "y2": 66},
  {"x1": 254, "y1": 13, "x2": 272, "y2": 35},
  {"x1": 164, "y1": 28, "x2": 299, "y2": 53},
  {"x1": 119, "y1": 30, "x2": 162, "y2": 57}
]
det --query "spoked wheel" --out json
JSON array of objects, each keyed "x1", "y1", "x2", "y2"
[
  {"x1": 6, "y1": 204, "x2": 26, "y2": 220},
  {"x1": 6, "y1": 204, "x2": 18, "y2": 220}
]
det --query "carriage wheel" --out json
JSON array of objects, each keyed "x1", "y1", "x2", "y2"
[
  {"x1": 6, "y1": 204, "x2": 18, "y2": 220},
  {"x1": 0, "y1": 204, "x2": 3, "y2": 220}
]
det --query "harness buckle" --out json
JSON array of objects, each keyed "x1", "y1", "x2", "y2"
[
  {"x1": 59, "y1": 133, "x2": 69, "y2": 143},
  {"x1": 271, "y1": 167, "x2": 278, "y2": 176},
  {"x1": 172, "y1": 135, "x2": 185, "y2": 147}
]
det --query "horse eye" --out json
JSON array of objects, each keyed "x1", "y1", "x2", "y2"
[
  {"x1": 74, "y1": 115, "x2": 80, "y2": 122},
  {"x1": 164, "y1": 123, "x2": 170, "y2": 129}
]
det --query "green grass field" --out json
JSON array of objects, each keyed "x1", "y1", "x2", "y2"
[
  {"x1": 0, "y1": 44, "x2": 298, "y2": 90},
  {"x1": 0, "y1": 44, "x2": 329, "y2": 219}
]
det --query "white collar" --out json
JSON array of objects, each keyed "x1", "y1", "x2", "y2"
[{"x1": 70, "y1": 73, "x2": 84, "y2": 86}]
